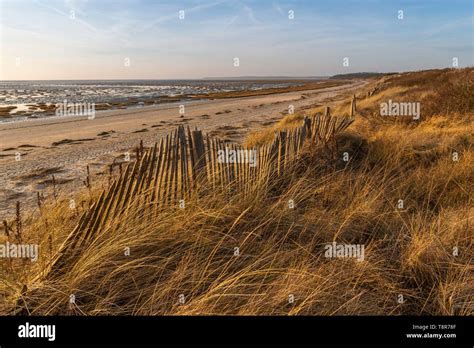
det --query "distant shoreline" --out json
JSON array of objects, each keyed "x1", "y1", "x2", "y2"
[{"x1": 0, "y1": 71, "x2": 388, "y2": 82}]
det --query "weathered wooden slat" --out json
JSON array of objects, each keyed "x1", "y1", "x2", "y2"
[
  {"x1": 277, "y1": 131, "x2": 286, "y2": 176},
  {"x1": 110, "y1": 164, "x2": 132, "y2": 219},
  {"x1": 178, "y1": 126, "x2": 189, "y2": 200},
  {"x1": 78, "y1": 190, "x2": 106, "y2": 247},
  {"x1": 155, "y1": 134, "x2": 169, "y2": 210},
  {"x1": 172, "y1": 129, "x2": 179, "y2": 203},
  {"x1": 191, "y1": 129, "x2": 207, "y2": 185},
  {"x1": 86, "y1": 179, "x2": 119, "y2": 239},
  {"x1": 168, "y1": 130, "x2": 178, "y2": 204},
  {"x1": 134, "y1": 146, "x2": 154, "y2": 207},
  {"x1": 149, "y1": 138, "x2": 164, "y2": 207},
  {"x1": 208, "y1": 135, "x2": 217, "y2": 190},
  {"x1": 162, "y1": 131, "x2": 174, "y2": 205},
  {"x1": 127, "y1": 149, "x2": 151, "y2": 209},
  {"x1": 187, "y1": 126, "x2": 196, "y2": 189},
  {"x1": 326, "y1": 115, "x2": 337, "y2": 141},
  {"x1": 115, "y1": 156, "x2": 141, "y2": 217}
]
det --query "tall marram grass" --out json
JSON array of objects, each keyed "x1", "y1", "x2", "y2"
[{"x1": 0, "y1": 68, "x2": 472, "y2": 315}]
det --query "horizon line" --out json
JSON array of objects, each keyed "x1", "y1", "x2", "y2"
[
  {"x1": 3, "y1": 67, "x2": 472, "y2": 82},
  {"x1": 0, "y1": 72, "x2": 385, "y2": 82}
]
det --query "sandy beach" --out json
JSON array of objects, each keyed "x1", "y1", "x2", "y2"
[{"x1": 0, "y1": 80, "x2": 365, "y2": 217}]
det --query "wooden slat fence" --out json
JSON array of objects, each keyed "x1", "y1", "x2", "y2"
[{"x1": 46, "y1": 112, "x2": 354, "y2": 277}]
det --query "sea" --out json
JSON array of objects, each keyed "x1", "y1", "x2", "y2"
[{"x1": 0, "y1": 80, "x2": 303, "y2": 123}]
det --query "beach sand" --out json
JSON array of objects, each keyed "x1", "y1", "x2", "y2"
[{"x1": 0, "y1": 80, "x2": 366, "y2": 217}]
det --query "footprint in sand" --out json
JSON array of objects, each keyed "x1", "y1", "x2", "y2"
[
  {"x1": 2, "y1": 152, "x2": 28, "y2": 158},
  {"x1": 260, "y1": 120, "x2": 277, "y2": 126},
  {"x1": 18, "y1": 144, "x2": 39, "y2": 148},
  {"x1": 19, "y1": 166, "x2": 65, "y2": 181},
  {"x1": 132, "y1": 128, "x2": 149, "y2": 133},
  {"x1": 208, "y1": 125, "x2": 244, "y2": 140},
  {"x1": 51, "y1": 138, "x2": 95, "y2": 146},
  {"x1": 5, "y1": 191, "x2": 27, "y2": 204},
  {"x1": 97, "y1": 130, "x2": 116, "y2": 137},
  {"x1": 215, "y1": 110, "x2": 232, "y2": 115},
  {"x1": 179, "y1": 117, "x2": 194, "y2": 123},
  {"x1": 241, "y1": 120, "x2": 260, "y2": 128},
  {"x1": 36, "y1": 176, "x2": 74, "y2": 187}
]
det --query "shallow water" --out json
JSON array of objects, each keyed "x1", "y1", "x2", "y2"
[{"x1": 0, "y1": 79, "x2": 299, "y2": 122}]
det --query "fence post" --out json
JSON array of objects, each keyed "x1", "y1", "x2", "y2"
[
  {"x1": 324, "y1": 106, "x2": 330, "y2": 117},
  {"x1": 350, "y1": 94, "x2": 356, "y2": 117}
]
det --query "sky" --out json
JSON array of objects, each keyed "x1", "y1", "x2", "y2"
[{"x1": 0, "y1": 0, "x2": 472, "y2": 80}]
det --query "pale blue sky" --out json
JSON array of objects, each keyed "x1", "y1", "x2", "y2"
[{"x1": 0, "y1": 0, "x2": 472, "y2": 80}]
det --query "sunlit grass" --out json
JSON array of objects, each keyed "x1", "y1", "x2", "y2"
[{"x1": 1, "y1": 68, "x2": 472, "y2": 315}]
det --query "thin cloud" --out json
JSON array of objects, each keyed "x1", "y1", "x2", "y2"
[
  {"x1": 138, "y1": 0, "x2": 225, "y2": 33},
  {"x1": 33, "y1": 0, "x2": 100, "y2": 33},
  {"x1": 242, "y1": 4, "x2": 261, "y2": 25},
  {"x1": 273, "y1": 2, "x2": 284, "y2": 15}
]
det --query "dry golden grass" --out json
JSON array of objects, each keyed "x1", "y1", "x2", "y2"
[{"x1": 0, "y1": 68, "x2": 472, "y2": 315}]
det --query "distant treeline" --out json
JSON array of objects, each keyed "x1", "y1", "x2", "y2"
[{"x1": 330, "y1": 72, "x2": 393, "y2": 79}]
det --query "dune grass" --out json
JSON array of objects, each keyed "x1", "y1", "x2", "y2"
[{"x1": 0, "y1": 68, "x2": 472, "y2": 315}]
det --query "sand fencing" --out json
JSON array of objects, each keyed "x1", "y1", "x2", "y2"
[{"x1": 44, "y1": 110, "x2": 354, "y2": 278}]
